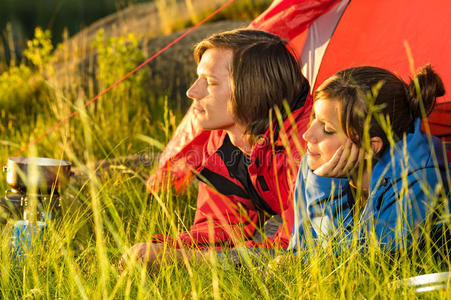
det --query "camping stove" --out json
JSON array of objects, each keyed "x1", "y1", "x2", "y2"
[
  {"x1": 2, "y1": 189, "x2": 62, "y2": 221},
  {"x1": 4, "y1": 189, "x2": 63, "y2": 261},
  {"x1": 2, "y1": 157, "x2": 72, "y2": 262}
]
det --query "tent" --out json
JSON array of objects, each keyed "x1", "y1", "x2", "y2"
[
  {"x1": 148, "y1": 0, "x2": 451, "y2": 190},
  {"x1": 250, "y1": 0, "x2": 451, "y2": 144}
]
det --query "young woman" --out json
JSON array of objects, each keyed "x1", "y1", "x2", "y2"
[{"x1": 290, "y1": 65, "x2": 450, "y2": 253}]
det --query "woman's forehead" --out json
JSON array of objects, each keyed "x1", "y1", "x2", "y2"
[{"x1": 313, "y1": 98, "x2": 340, "y2": 114}]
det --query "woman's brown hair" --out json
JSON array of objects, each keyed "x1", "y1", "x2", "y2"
[
  {"x1": 314, "y1": 65, "x2": 445, "y2": 156},
  {"x1": 194, "y1": 29, "x2": 309, "y2": 145}
]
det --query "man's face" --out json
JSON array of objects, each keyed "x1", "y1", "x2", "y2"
[{"x1": 186, "y1": 48, "x2": 236, "y2": 130}]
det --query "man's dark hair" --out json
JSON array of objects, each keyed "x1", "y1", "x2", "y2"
[{"x1": 194, "y1": 29, "x2": 308, "y2": 145}]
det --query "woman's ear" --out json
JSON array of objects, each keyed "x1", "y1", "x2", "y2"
[{"x1": 369, "y1": 137, "x2": 383, "y2": 155}]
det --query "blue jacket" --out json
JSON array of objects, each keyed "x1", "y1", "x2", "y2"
[{"x1": 290, "y1": 119, "x2": 450, "y2": 253}]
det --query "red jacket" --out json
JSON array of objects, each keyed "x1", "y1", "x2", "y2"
[{"x1": 148, "y1": 90, "x2": 312, "y2": 249}]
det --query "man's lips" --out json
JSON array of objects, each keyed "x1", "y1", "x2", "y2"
[{"x1": 193, "y1": 105, "x2": 205, "y2": 114}]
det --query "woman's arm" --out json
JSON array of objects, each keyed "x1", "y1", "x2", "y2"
[
  {"x1": 291, "y1": 157, "x2": 353, "y2": 251},
  {"x1": 291, "y1": 142, "x2": 362, "y2": 250},
  {"x1": 296, "y1": 157, "x2": 448, "y2": 252}
]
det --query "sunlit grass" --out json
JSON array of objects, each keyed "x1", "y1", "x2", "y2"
[
  {"x1": 0, "y1": 2, "x2": 450, "y2": 298},
  {"x1": 0, "y1": 106, "x2": 450, "y2": 297},
  {"x1": 1, "y1": 80, "x2": 449, "y2": 298}
]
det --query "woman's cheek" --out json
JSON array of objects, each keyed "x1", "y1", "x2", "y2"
[{"x1": 323, "y1": 141, "x2": 343, "y2": 162}]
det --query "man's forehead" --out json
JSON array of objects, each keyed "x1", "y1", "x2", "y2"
[{"x1": 197, "y1": 48, "x2": 232, "y2": 76}]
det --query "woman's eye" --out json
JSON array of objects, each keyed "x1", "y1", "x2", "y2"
[{"x1": 323, "y1": 127, "x2": 335, "y2": 135}]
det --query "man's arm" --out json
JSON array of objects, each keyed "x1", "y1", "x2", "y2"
[{"x1": 169, "y1": 182, "x2": 260, "y2": 247}]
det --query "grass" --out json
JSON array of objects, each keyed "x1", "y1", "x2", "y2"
[{"x1": 0, "y1": 1, "x2": 450, "y2": 298}]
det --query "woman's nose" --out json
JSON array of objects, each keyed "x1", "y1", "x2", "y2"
[{"x1": 302, "y1": 124, "x2": 317, "y2": 143}]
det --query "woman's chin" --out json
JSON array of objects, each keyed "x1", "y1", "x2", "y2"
[
  {"x1": 306, "y1": 157, "x2": 322, "y2": 172},
  {"x1": 306, "y1": 161, "x2": 318, "y2": 171}
]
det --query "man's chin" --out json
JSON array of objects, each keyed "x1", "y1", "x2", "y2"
[
  {"x1": 194, "y1": 118, "x2": 236, "y2": 131},
  {"x1": 194, "y1": 119, "x2": 212, "y2": 130}
]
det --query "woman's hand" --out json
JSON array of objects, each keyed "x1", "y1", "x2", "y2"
[{"x1": 313, "y1": 139, "x2": 364, "y2": 177}]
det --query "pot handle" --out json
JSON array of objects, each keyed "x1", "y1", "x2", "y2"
[{"x1": 3, "y1": 166, "x2": 8, "y2": 173}]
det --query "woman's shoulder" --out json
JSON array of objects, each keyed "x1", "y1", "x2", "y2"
[
  {"x1": 372, "y1": 121, "x2": 449, "y2": 193},
  {"x1": 378, "y1": 120, "x2": 447, "y2": 171}
]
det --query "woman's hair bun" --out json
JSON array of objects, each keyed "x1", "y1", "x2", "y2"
[{"x1": 408, "y1": 64, "x2": 445, "y2": 118}]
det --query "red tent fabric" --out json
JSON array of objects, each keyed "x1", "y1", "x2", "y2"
[
  {"x1": 149, "y1": 0, "x2": 451, "y2": 192},
  {"x1": 251, "y1": 0, "x2": 451, "y2": 147}
]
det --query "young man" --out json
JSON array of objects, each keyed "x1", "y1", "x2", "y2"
[{"x1": 121, "y1": 29, "x2": 312, "y2": 268}]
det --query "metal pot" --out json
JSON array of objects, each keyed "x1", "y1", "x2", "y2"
[{"x1": 3, "y1": 157, "x2": 72, "y2": 194}]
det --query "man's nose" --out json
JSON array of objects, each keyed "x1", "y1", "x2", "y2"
[{"x1": 186, "y1": 79, "x2": 202, "y2": 100}]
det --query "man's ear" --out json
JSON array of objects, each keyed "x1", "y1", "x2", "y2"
[{"x1": 369, "y1": 137, "x2": 383, "y2": 155}]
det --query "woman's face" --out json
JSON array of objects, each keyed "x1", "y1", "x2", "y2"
[
  {"x1": 302, "y1": 99, "x2": 348, "y2": 171},
  {"x1": 186, "y1": 48, "x2": 236, "y2": 131}
]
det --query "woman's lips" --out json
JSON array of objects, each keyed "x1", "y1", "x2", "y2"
[{"x1": 307, "y1": 149, "x2": 320, "y2": 157}]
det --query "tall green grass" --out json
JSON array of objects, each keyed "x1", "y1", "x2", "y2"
[{"x1": 0, "y1": 5, "x2": 450, "y2": 299}]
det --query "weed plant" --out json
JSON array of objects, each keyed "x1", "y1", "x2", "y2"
[{"x1": 0, "y1": 5, "x2": 450, "y2": 299}]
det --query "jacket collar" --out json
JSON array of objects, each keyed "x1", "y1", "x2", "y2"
[
  {"x1": 250, "y1": 92, "x2": 313, "y2": 163},
  {"x1": 370, "y1": 118, "x2": 447, "y2": 189}
]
